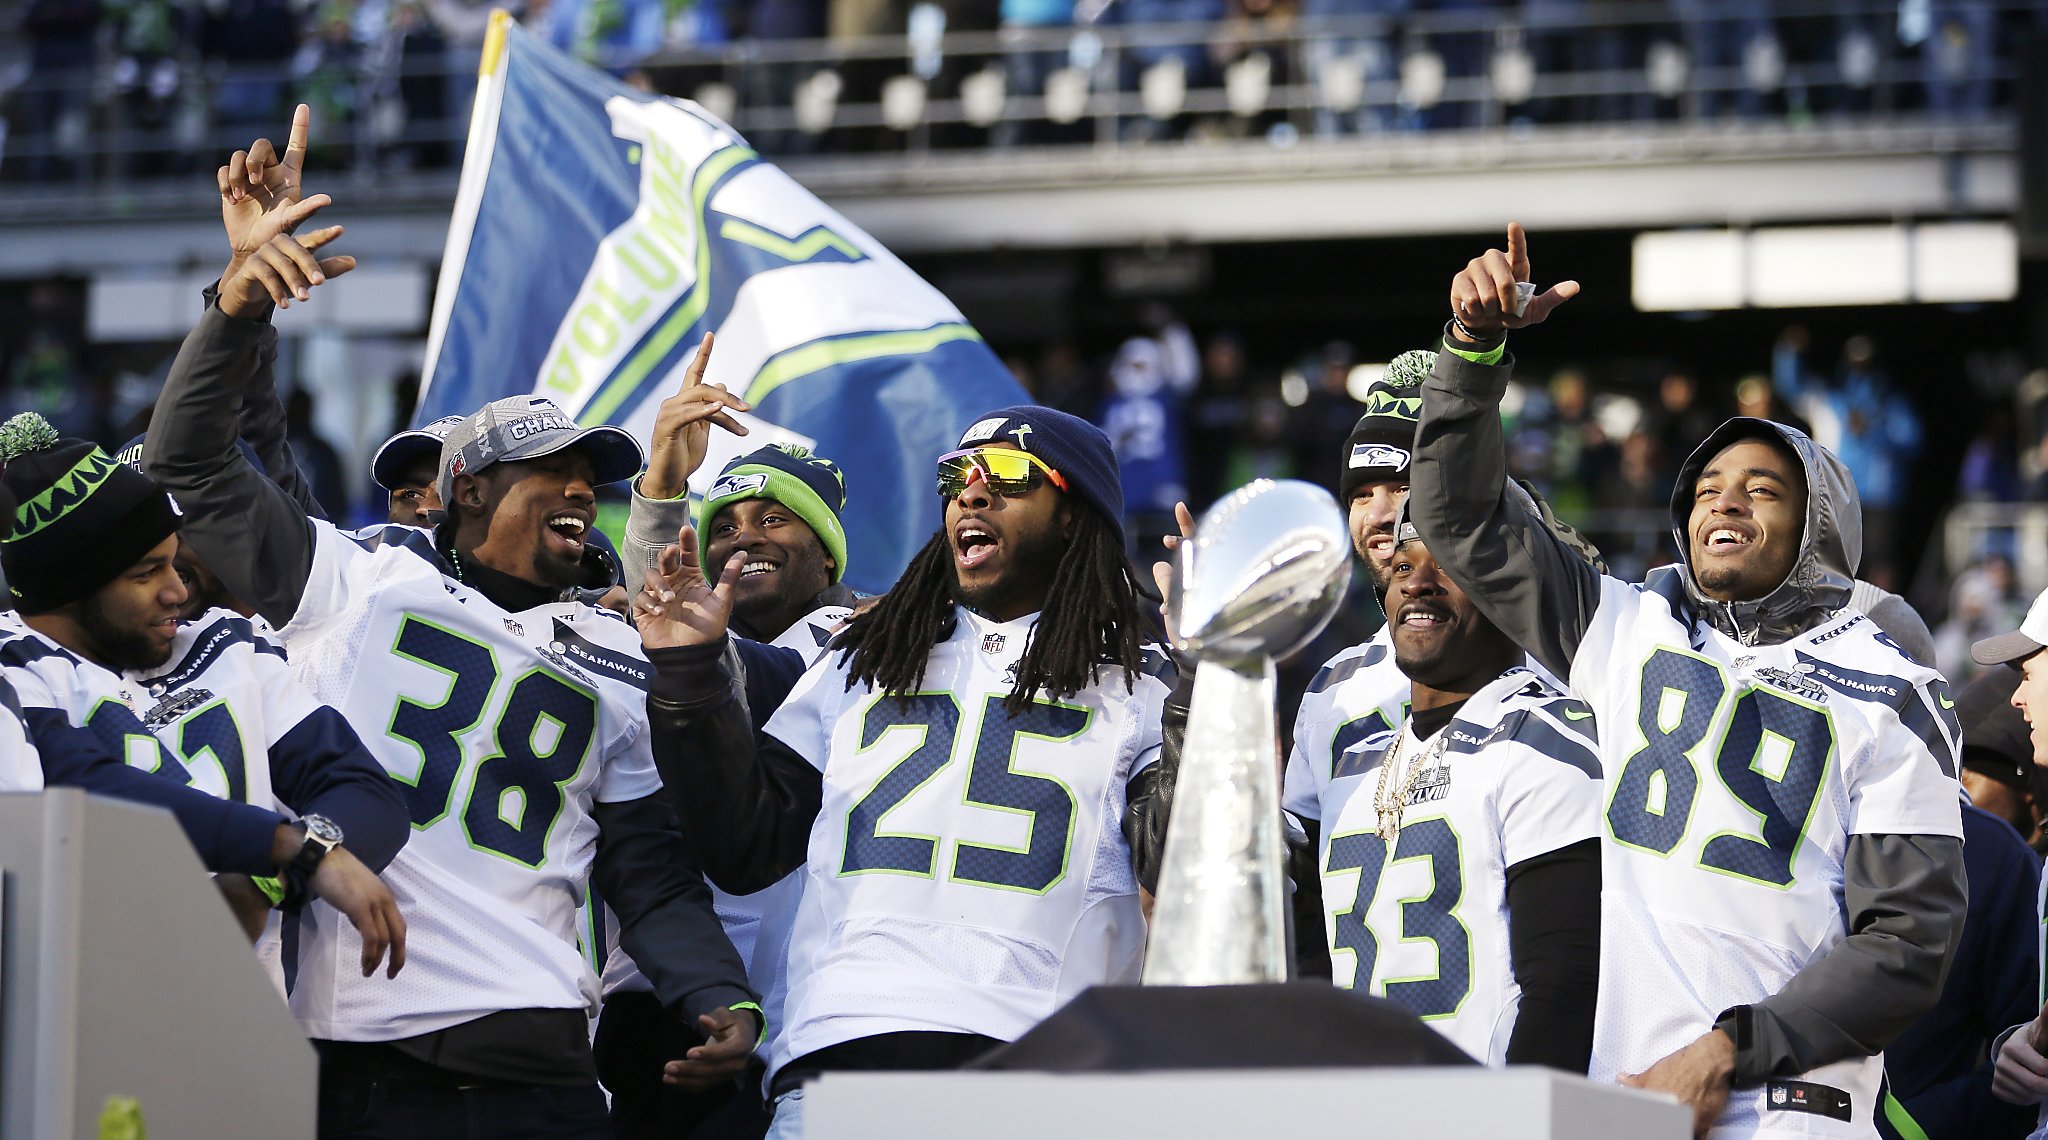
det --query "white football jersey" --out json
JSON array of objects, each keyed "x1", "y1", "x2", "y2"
[
  {"x1": 1284, "y1": 627, "x2": 1559, "y2": 824},
  {"x1": 1576, "y1": 577, "x2": 1963, "y2": 1136},
  {"x1": 1284, "y1": 627, "x2": 1408, "y2": 826},
  {"x1": 1301, "y1": 666, "x2": 1601, "y2": 1065},
  {"x1": 762, "y1": 606, "x2": 1167, "y2": 1078},
  {"x1": 0, "y1": 610, "x2": 314, "y2": 812},
  {"x1": 278, "y1": 521, "x2": 665, "y2": 1041},
  {"x1": 598, "y1": 601, "x2": 851, "y2": 1068}
]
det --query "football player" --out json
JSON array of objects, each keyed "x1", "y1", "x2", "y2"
[
  {"x1": 637, "y1": 407, "x2": 1168, "y2": 1139},
  {"x1": 1301, "y1": 507, "x2": 1601, "y2": 1069},
  {"x1": 595, "y1": 334, "x2": 857, "y2": 1139},
  {"x1": 0, "y1": 414, "x2": 407, "y2": 971},
  {"x1": 144, "y1": 220, "x2": 758, "y2": 1137},
  {"x1": 372, "y1": 415, "x2": 466, "y2": 527},
  {"x1": 1412, "y1": 223, "x2": 1965, "y2": 1137}
]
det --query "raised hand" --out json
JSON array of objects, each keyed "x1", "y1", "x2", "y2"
[
  {"x1": 308, "y1": 845, "x2": 408, "y2": 979},
  {"x1": 220, "y1": 104, "x2": 316, "y2": 280},
  {"x1": 1448, "y1": 222, "x2": 1580, "y2": 342},
  {"x1": 220, "y1": 222, "x2": 356, "y2": 319},
  {"x1": 635, "y1": 525, "x2": 744, "y2": 650},
  {"x1": 640, "y1": 333, "x2": 753, "y2": 501}
]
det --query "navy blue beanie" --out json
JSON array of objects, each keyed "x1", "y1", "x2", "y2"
[{"x1": 953, "y1": 406, "x2": 1125, "y2": 545}]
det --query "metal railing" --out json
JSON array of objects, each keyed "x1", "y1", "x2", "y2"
[{"x1": 0, "y1": 0, "x2": 2030, "y2": 193}]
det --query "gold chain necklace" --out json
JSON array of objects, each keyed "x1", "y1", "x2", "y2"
[{"x1": 1374, "y1": 725, "x2": 1449, "y2": 842}]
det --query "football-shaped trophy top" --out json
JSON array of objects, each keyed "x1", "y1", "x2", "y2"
[{"x1": 1169, "y1": 478, "x2": 1351, "y2": 666}]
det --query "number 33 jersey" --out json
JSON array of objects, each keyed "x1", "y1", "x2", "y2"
[
  {"x1": 280, "y1": 522, "x2": 664, "y2": 1041},
  {"x1": 760, "y1": 606, "x2": 1169, "y2": 1078},
  {"x1": 1576, "y1": 576, "x2": 1962, "y2": 1135},
  {"x1": 1296, "y1": 666, "x2": 1601, "y2": 1065}
]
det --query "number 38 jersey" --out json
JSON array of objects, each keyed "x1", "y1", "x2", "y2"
[
  {"x1": 1295, "y1": 667, "x2": 1601, "y2": 1065},
  {"x1": 761, "y1": 606, "x2": 1169, "y2": 1078},
  {"x1": 280, "y1": 521, "x2": 664, "y2": 1041},
  {"x1": 1576, "y1": 577, "x2": 1962, "y2": 1136}
]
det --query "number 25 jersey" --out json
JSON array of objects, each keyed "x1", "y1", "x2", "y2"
[
  {"x1": 1576, "y1": 576, "x2": 1961, "y2": 1136},
  {"x1": 280, "y1": 522, "x2": 665, "y2": 1041},
  {"x1": 760, "y1": 606, "x2": 1169, "y2": 1078}
]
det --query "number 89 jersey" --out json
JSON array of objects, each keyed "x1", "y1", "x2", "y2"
[
  {"x1": 1577, "y1": 577, "x2": 1962, "y2": 1136},
  {"x1": 1301, "y1": 667, "x2": 1601, "y2": 1065},
  {"x1": 761, "y1": 606, "x2": 1168, "y2": 1079},
  {"x1": 279, "y1": 522, "x2": 664, "y2": 1041}
]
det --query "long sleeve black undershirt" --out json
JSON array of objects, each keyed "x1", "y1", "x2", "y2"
[{"x1": 1503, "y1": 837, "x2": 1601, "y2": 1073}]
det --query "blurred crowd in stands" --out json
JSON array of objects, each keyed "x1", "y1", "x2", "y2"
[
  {"x1": 982, "y1": 306, "x2": 2048, "y2": 710},
  {"x1": 6, "y1": 0, "x2": 2045, "y2": 178}
]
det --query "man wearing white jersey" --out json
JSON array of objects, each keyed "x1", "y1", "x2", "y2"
[
  {"x1": 1299, "y1": 509, "x2": 1602, "y2": 1068},
  {"x1": 145, "y1": 220, "x2": 757, "y2": 1138},
  {"x1": 593, "y1": 335, "x2": 858, "y2": 1139},
  {"x1": 0, "y1": 413, "x2": 407, "y2": 965},
  {"x1": 638, "y1": 406, "x2": 1169, "y2": 1138},
  {"x1": 1412, "y1": 224, "x2": 1966, "y2": 1137}
]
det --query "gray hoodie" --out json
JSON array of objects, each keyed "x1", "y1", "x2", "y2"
[{"x1": 1409, "y1": 335, "x2": 1966, "y2": 1092}]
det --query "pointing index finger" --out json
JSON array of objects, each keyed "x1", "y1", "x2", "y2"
[
  {"x1": 1506, "y1": 222, "x2": 1530, "y2": 281},
  {"x1": 679, "y1": 331, "x2": 714, "y2": 393},
  {"x1": 284, "y1": 103, "x2": 311, "y2": 173}
]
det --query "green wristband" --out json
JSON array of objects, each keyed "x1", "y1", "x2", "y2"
[
  {"x1": 731, "y1": 1001, "x2": 768, "y2": 1049},
  {"x1": 1443, "y1": 338, "x2": 1506, "y2": 366},
  {"x1": 252, "y1": 875, "x2": 286, "y2": 906}
]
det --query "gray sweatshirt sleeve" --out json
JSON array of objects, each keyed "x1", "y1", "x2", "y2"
[
  {"x1": 1720, "y1": 832, "x2": 1968, "y2": 1084},
  {"x1": 623, "y1": 477, "x2": 693, "y2": 596},
  {"x1": 1409, "y1": 334, "x2": 1604, "y2": 680},
  {"x1": 145, "y1": 305, "x2": 317, "y2": 629}
]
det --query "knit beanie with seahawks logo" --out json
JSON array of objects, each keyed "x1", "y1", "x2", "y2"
[
  {"x1": 0, "y1": 413, "x2": 182, "y2": 614},
  {"x1": 1338, "y1": 349, "x2": 1432, "y2": 501},
  {"x1": 697, "y1": 443, "x2": 850, "y2": 583}
]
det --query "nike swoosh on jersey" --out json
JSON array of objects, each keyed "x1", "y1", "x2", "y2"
[{"x1": 1564, "y1": 708, "x2": 1593, "y2": 720}]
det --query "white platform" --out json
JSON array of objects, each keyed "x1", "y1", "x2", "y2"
[{"x1": 805, "y1": 1066, "x2": 1689, "y2": 1139}]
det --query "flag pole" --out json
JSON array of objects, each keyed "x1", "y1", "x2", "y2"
[{"x1": 416, "y1": 9, "x2": 517, "y2": 420}]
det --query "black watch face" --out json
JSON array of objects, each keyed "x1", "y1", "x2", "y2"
[{"x1": 304, "y1": 816, "x2": 344, "y2": 845}]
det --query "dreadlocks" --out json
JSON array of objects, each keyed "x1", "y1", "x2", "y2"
[{"x1": 836, "y1": 507, "x2": 1152, "y2": 714}]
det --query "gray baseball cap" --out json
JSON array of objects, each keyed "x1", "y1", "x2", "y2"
[
  {"x1": 1972, "y1": 586, "x2": 2048, "y2": 668},
  {"x1": 437, "y1": 396, "x2": 642, "y2": 504},
  {"x1": 373, "y1": 414, "x2": 465, "y2": 491}
]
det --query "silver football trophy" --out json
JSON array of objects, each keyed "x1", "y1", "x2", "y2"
[{"x1": 1143, "y1": 479, "x2": 1352, "y2": 985}]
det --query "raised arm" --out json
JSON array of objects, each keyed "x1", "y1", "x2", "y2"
[
  {"x1": 623, "y1": 332, "x2": 751, "y2": 592},
  {"x1": 148, "y1": 222, "x2": 353, "y2": 628},
  {"x1": 1410, "y1": 224, "x2": 1597, "y2": 680}
]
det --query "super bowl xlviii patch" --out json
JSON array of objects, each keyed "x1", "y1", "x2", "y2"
[
  {"x1": 982, "y1": 632, "x2": 1007, "y2": 654},
  {"x1": 1348, "y1": 443, "x2": 1412, "y2": 470},
  {"x1": 142, "y1": 688, "x2": 215, "y2": 730},
  {"x1": 1754, "y1": 666, "x2": 1828, "y2": 704}
]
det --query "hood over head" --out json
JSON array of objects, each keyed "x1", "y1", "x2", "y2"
[{"x1": 1665, "y1": 417, "x2": 1859, "y2": 645}]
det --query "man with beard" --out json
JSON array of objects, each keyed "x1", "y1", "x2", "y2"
[
  {"x1": 1411, "y1": 223, "x2": 1965, "y2": 1138},
  {"x1": 637, "y1": 406, "x2": 1168, "y2": 1140},
  {"x1": 1303, "y1": 507, "x2": 1601, "y2": 1070},
  {"x1": 144, "y1": 217, "x2": 758, "y2": 1138},
  {"x1": 0, "y1": 412, "x2": 407, "y2": 969}
]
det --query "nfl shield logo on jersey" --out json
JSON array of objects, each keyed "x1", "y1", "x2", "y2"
[
  {"x1": 982, "y1": 632, "x2": 1006, "y2": 654},
  {"x1": 504, "y1": 619, "x2": 525, "y2": 637}
]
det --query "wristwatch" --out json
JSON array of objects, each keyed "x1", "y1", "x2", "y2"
[{"x1": 288, "y1": 814, "x2": 344, "y2": 879}]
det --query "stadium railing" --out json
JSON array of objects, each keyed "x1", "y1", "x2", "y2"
[{"x1": 0, "y1": 0, "x2": 2029, "y2": 204}]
